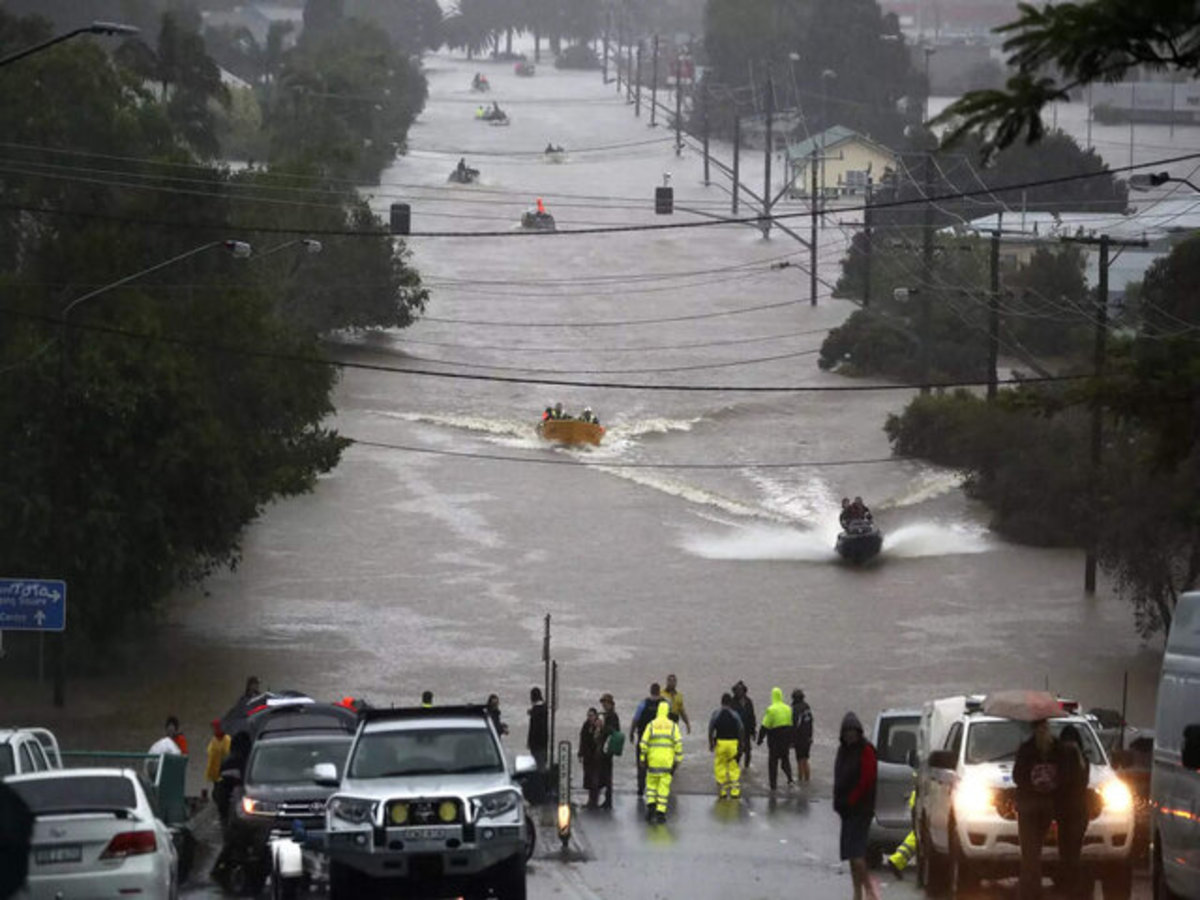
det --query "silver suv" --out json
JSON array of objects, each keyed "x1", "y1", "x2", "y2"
[{"x1": 317, "y1": 706, "x2": 534, "y2": 900}]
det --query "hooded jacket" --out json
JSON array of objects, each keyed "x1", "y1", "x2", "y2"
[
  {"x1": 833, "y1": 711, "x2": 877, "y2": 817},
  {"x1": 758, "y1": 687, "x2": 794, "y2": 746},
  {"x1": 640, "y1": 701, "x2": 683, "y2": 771}
]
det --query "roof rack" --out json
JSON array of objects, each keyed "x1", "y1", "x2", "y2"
[{"x1": 359, "y1": 705, "x2": 490, "y2": 724}]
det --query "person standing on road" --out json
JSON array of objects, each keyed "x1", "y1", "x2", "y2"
[
  {"x1": 597, "y1": 694, "x2": 620, "y2": 809},
  {"x1": 708, "y1": 693, "x2": 745, "y2": 799},
  {"x1": 486, "y1": 694, "x2": 509, "y2": 737},
  {"x1": 792, "y1": 689, "x2": 813, "y2": 783},
  {"x1": 1013, "y1": 718, "x2": 1062, "y2": 900},
  {"x1": 834, "y1": 712, "x2": 880, "y2": 900},
  {"x1": 204, "y1": 719, "x2": 230, "y2": 799},
  {"x1": 578, "y1": 708, "x2": 605, "y2": 809},
  {"x1": 639, "y1": 700, "x2": 683, "y2": 824},
  {"x1": 1056, "y1": 725, "x2": 1091, "y2": 899},
  {"x1": 528, "y1": 687, "x2": 549, "y2": 770},
  {"x1": 758, "y1": 687, "x2": 795, "y2": 791},
  {"x1": 731, "y1": 682, "x2": 757, "y2": 768},
  {"x1": 662, "y1": 673, "x2": 692, "y2": 734},
  {"x1": 630, "y1": 683, "x2": 664, "y2": 797}
]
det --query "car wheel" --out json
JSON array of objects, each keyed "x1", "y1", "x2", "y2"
[
  {"x1": 1102, "y1": 863, "x2": 1133, "y2": 900},
  {"x1": 524, "y1": 812, "x2": 537, "y2": 862},
  {"x1": 918, "y1": 819, "x2": 948, "y2": 896},
  {"x1": 948, "y1": 824, "x2": 978, "y2": 898}
]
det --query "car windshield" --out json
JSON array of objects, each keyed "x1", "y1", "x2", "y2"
[
  {"x1": 10, "y1": 775, "x2": 137, "y2": 814},
  {"x1": 0, "y1": 746, "x2": 13, "y2": 777},
  {"x1": 248, "y1": 737, "x2": 351, "y2": 785},
  {"x1": 349, "y1": 727, "x2": 502, "y2": 778},
  {"x1": 966, "y1": 720, "x2": 1106, "y2": 764}
]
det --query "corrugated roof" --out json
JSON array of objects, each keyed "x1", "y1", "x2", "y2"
[{"x1": 786, "y1": 126, "x2": 895, "y2": 161}]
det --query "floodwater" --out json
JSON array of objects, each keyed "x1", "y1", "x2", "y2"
[{"x1": 2, "y1": 53, "x2": 1182, "y2": 809}]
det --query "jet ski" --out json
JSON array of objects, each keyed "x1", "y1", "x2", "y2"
[
  {"x1": 478, "y1": 107, "x2": 509, "y2": 125},
  {"x1": 448, "y1": 166, "x2": 480, "y2": 184},
  {"x1": 515, "y1": 61, "x2": 536, "y2": 77},
  {"x1": 521, "y1": 209, "x2": 556, "y2": 231},
  {"x1": 836, "y1": 519, "x2": 883, "y2": 563},
  {"x1": 544, "y1": 146, "x2": 567, "y2": 164},
  {"x1": 471, "y1": 77, "x2": 490, "y2": 92}
]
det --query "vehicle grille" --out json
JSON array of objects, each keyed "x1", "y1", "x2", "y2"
[
  {"x1": 278, "y1": 799, "x2": 330, "y2": 818},
  {"x1": 386, "y1": 798, "x2": 463, "y2": 827}
]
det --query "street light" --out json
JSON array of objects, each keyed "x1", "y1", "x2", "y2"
[
  {"x1": 51, "y1": 238, "x2": 250, "y2": 707},
  {"x1": 1129, "y1": 171, "x2": 1200, "y2": 193},
  {"x1": 251, "y1": 238, "x2": 323, "y2": 261},
  {"x1": 0, "y1": 21, "x2": 139, "y2": 69}
]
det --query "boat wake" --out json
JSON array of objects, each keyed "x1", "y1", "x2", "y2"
[{"x1": 682, "y1": 520, "x2": 991, "y2": 562}]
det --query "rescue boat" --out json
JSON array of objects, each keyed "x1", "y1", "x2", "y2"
[{"x1": 537, "y1": 419, "x2": 604, "y2": 446}]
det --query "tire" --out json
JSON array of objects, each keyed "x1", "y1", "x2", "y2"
[
  {"x1": 1102, "y1": 863, "x2": 1133, "y2": 900},
  {"x1": 491, "y1": 853, "x2": 527, "y2": 900},
  {"x1": 524, "y1": 812, "x2": 537, "y2": 862},
  {"x1": 948, "y1": 825, "x2": 979, "y2": 898},
  {"x1": 919, "y1": 819, "x2": 949, "y2": 896}
]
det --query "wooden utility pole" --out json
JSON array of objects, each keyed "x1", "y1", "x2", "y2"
[
  {"x1": 650, "y1": 35, "x2": 659, "y2": 127},
  {"x1": 987, "y1": 219, "x2": 1002, "y2": 401},
  {"x1": 920, "y1": 155, "x2": 935, "y2": 394},
  {"x1": 615, "y1": 21, "x2": 622, "y2": 94},
  {"x1": 811, "y1": 148, "x2": 819, "y2": 306},
  {"x1": 702, "y1": 85, "x2": 710, "y2": 186},
  {"x1": 863, "y1": 180, "x2": 873, "y2": 308},
  {"x1": 635, "y1": 43, "x2": 642, "y2": 116},
  {"x1": 1061, "y1": 232, "x2": 1147, "y2": 593},
  {"x1": 732, "y1": 116, "x2": 740, "y2": 214},
  {"x1": 762, "y1": 74, "x2": 773, "y2": 238},
  {"x1": 602, "y1": 14, "x2": 610, "y2": 84},
  {"x1": 674, "y1": 62, "x2": 683, "y2": 156}
]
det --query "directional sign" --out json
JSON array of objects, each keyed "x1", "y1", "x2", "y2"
[{"x1": 0, "y1": 578, "x2": 67, "y2": 632}]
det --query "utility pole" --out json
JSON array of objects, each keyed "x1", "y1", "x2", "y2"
[
  {"x1": 602, "y1": 13, "x2": 610, "y2": 84},
  {"x1": 650, "y1": 35, "x2": 659, "y2": 127},
  {"x1": 702, "y1": 86, "x2": 710, "y2": 186},
  {"x1": 1061, "y1": 232, "x2": 1147, "y2": 593},
  {"x1": 763, "y1": 74, "x2": 773, "y2": 238},
  {"x1": 811, "y1": 147, "x2": 819, "y2": 306},
  {"x1": 863, "y1": 179, "x2": 873, "y2": 307},
  {"x1": 674, "y1": 60, "x2": 683, "y2": 156},
  {"x1": 732, "y1": 116, "x2": 740, "y2": 215},
  {"x1": 626, "y1": 34, "x2": 634, "y2": 104},
  {"x1": 635, "y1": 42, "x2": 642, "y2": 117},
  {"x1": 615, "y1": 20, "x2": 622, "y2": 94},
  {"x1": 920, "y1": 155, "x2": 935, "y2": 394},
  {"x1": 987, "y1": 224, "x2": 1001, "y2": 401}
]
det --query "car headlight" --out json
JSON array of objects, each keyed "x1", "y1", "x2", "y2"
[
  {"x1": 438, "y1": 800, "x2": 459, "y2": 823},
  {"x1": 954, "y1": 774, "x2": 995, "y2": 818},
  {"x1": 1100, "y1": 778, "x2": 1133, "y2": 814},
  {"x1": 329, "y1": 796, "x2": 377, "y2": 826},
  {"x1": 388, "y1": 802, "x2": 408, "y2": 826},
  {"x1": 472, "y1": 790, "x2": 520, "y2": 820},
  {"x1": 241, "y1": 796, "x2": 280, "y2": 817}
]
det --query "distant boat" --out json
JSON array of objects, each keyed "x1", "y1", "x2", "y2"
[
  {"x1": 835, "y1": 520, "x2": 883, "y2": 564},
  {"x1": 537, "y1": 419, "x2": 604, "y2": 446}
]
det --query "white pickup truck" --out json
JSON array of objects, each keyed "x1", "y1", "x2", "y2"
[
  {"x1": 0, "y1": 727, "x2": 62, "y2": 778},
  {"x1": 915, "y1": 697, "x2": 1134, "y2": 900}
]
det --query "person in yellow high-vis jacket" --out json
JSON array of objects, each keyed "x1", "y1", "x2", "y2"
[
  {"x1": 640, "y1": 700, "x2": 683, "y2": 823},
  {"x1": 887, "y1": 790, "x2": 917, "y2": 878},
  {"x1": 708, "y1": 693, "x2": 745, "y2": 799}
]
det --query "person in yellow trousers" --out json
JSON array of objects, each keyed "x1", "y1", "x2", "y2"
[
  {"x1": 887, "y1": 790, "x2": 917, "y2": 878},
  {"x1": 708, "y1": 693, "x2": 745, "y2": 799},
  {"x1": 640, "y1": 700, "x2": 683, "y2": 823}
]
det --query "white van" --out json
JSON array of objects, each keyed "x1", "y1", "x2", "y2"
[{"x1": 1151, "y1": 590, "x2": 1200, "y2": 900}]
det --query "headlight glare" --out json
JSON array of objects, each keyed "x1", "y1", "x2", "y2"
[
  {"x1": 954, "y1": 775, "x2": 995, "y2": 817},
  {"x1": 329, "y1": 796, "x2": 376, "y2": 825},
  {"x1": 241, "y1": 796, "x2": 279, "y2": 816},
  {"x1": 1100, "y1": 778, "x2": 1133, "y2": 814}
]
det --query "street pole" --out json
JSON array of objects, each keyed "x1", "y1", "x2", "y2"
[
  {"x1": 675, "y1": 63, "x2": 683, "y2": 156},
  {"x1": 702, "y1": 84, "x2": 710, "y2": 186},
  {"x1": 1086, "y1": 234, "x2": 1110, "y2": 595},
  {"x1": 987, "y1": 227, "x2": 1001, "y2": 401},
  {"x1": 602, "y1": 14, "x2": 610, "y2": 84},
  {"x1": 863, "y1": 180, "x2": 873, "y2": 308},
  {"x1": 635, "y1": 42, "x2": 642, "y2": 117},
  {"x1": 615, "y1": 22, "x2": 622, "y2": 94},
  {"x1": 811, "y1": 147, "x2": 819, "y2": 306},
  {"x1": 763, "y1": 74, "x2": 773, "y2": 239},
  {"x1": 920, "y1": 155, "x2": 935, "y2": 394},
  {"x1": 732, "y1": 116, "x2": 741, "y2": 215},
  {"x1": 650, "y1": 35, "x2": 659, "y2": 127}
]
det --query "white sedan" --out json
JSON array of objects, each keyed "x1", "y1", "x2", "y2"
[{"x1": 7, "y1": 767, "x2": 178, "y2": 900}]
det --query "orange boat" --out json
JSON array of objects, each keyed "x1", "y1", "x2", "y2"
[{"x1": 537, "y1": 419, "x2": 604, "y2": 446}]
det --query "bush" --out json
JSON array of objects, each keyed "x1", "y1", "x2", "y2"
[{"x1": 555, "y1": 44, "x2": 600, "y2": 70}]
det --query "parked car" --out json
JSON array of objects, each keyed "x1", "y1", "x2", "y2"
[
  {"x1": 916, "y1": 696, "x2": 1135, "y2": 899},
  {"x1": 319, "y1": 705, "x2": 535, "y2": 900},
  {"x1": 7, "y1": 767, "x2": 178, "y2": 900},
  {"x1": 0, "y1": 728, "x2": 62, "y2": 779},
  {"x1": 868, "y1": 708, "x2": 920, "y2": 866},
  {"x1": 1151, "y1": 590, "x2": 1200, "y2": 900}
]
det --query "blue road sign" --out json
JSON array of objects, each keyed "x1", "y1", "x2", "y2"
[{"x1": 0, "y1": 578, "x2": 67, "y2": 632}]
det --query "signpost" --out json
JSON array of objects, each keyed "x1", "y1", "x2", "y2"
[{"x1": 0, "y1": 578, "x2": 67, "y2": 631}]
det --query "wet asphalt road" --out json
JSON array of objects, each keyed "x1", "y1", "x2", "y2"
[{"x1": 180, "y1": 791, "x2": 1150, "y2": 900}]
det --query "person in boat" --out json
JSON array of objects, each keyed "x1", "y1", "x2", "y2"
[
  {"x1": 542, "y1": 406, "x2": 554, "y2": 421},
  {"x1": 848, "y1": 496, "x2": 873, "y2": 524},
  {"x1": 552, "y1": 402, "x2": 568, "y2": 420},
  {"x1": 536, "y1": 197, "x2": 549, "y2": 218},
  {"x1": 580, "y1": 407, "x2": 599, "y2": 425},
  {"x1": 839, "y1": 497, "x2": 853, "y2": 529},
  {"x1": 476, "y1": 105, "x2": 485, "y2": 119},
  {"x1": 491, "y1": 102, "x2": 503, "y2": 118},
  {"x1": 472, "y1": 73, "x2": 480, "y2": 89},
  {"x1": 456, "y1": 157, "x2": 469, "y2": 180},
  {"x1": 545, "y1": 143, "x2": 564, "y2": 154}
]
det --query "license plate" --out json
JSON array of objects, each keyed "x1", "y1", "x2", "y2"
[
  {"x1": 401, "y1": 827, "x2": 451, "y2": 840},
  {"x1": 35, "y1": 845, "x2": 82, "y2": 865}
]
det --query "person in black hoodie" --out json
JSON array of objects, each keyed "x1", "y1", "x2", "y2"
[
  {"x1": 792, "y1": 689, "x2": 814, "y2": 783},
  {"x1": 527, "y1": 687, "x2": 548, "y2": 770},
  {"x1": 731, "y1": 681, "x2": 757, "y2": 768},
  {"x1": 1013, "y1": 719, "x2": 1061, "y2": 900},
  {"x1": 1056, "y1": 725, "x2": 1091, "y2": 899},
  {"x1": 834, "y1": 712, "x2": 879, "y2": 900}
]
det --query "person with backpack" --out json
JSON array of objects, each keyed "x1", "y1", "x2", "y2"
[
  {"x1": 596, "y1": 693, "x2": 621, "y2": 809},
  {"x1": 629, "y1": 683, "x2": 664, "y2": 797},
  {"x1": 757, "y1": 687, "x2": 795, "y2": 791}
]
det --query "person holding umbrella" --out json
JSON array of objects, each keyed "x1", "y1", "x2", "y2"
[{"x1": 1014, "y1": 718, "x2": 1062, "y2": 899}]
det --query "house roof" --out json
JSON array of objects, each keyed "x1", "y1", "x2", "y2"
[{"x1": 786, "y1": 126, "x2": 896, "y2": 162}]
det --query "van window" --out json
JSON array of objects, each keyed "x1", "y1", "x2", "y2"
[
  {"x1": 878, "y1": 717, "x2": 920, "y2": 765},
  {"x1": 945, "y1": 723, "x2": 963, "y2": 758}
]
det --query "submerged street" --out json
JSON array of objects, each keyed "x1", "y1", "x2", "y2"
[{"x1": 3, "y1": 37, "x2": 1187, "y2": 900}]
